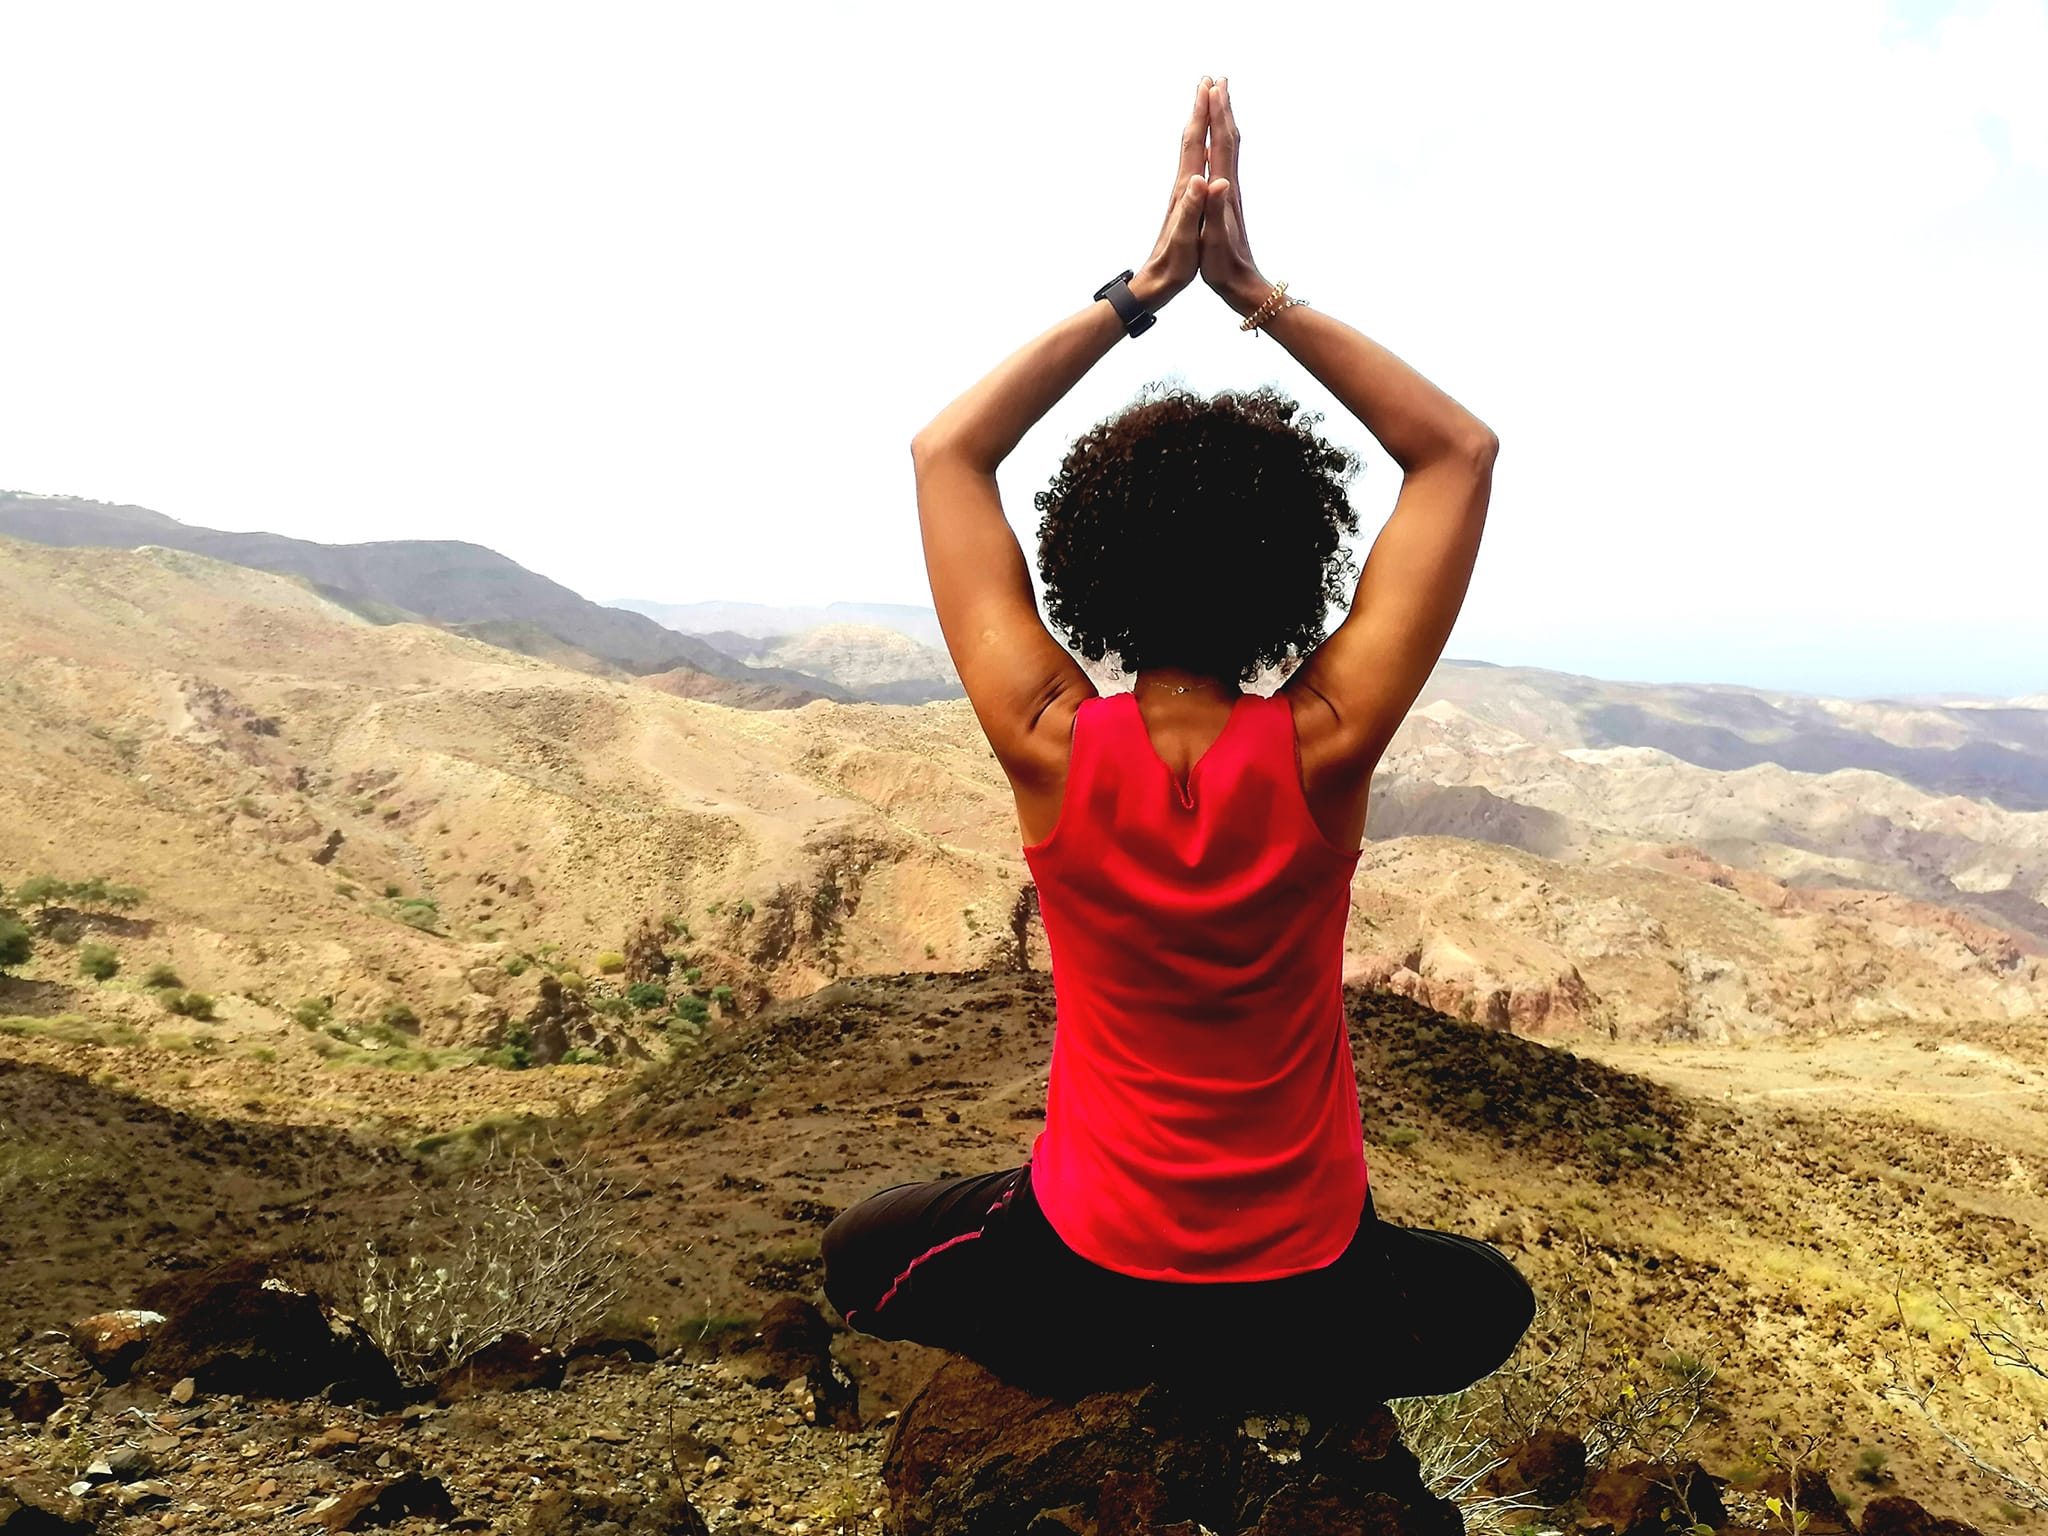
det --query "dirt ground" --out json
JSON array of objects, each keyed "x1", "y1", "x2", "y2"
[{"x1": 6, "y1": 972, "x2": 2047, "y2": 1534}]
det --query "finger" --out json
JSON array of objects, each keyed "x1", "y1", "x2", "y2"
[
  {"x1": 1176, "y1": 77, "x2": 1212, "y2": 205},
  {"x1": 1209, "y1": 79, "x2": 1241, "y2": 213},
  {"x1": 1172, "y1": 172, "x2": 1207, "y2": 244}
]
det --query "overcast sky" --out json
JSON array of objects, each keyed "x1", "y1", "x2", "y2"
[{"x1": 4, "y1": 1, "x2": 2044, "y2": 699}]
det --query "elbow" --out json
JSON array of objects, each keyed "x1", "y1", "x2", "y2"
[
  {"x1": 1459, "y1": 422, "x2": 1500, "y2": 475},
  {"x1": 909, "y1": 430, "x2": 955, "y2": 471}
]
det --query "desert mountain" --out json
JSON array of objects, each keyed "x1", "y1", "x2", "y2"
[
  {"x1": 680, "y1": 622, "x2": 961, "y2": 705},
  {"x1": 0, "y1": 491, "x2": 852, "y2": 707},
  {"x1": 1, "y1": 534, "x2": 2041, "y2": 1056},
  {"x1": 612, "y1": 596, "x2": 948, "y2": 649}
]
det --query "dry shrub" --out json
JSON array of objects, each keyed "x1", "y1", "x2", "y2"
[
  {"x1": 1879, "y1": 1276, "x2": 2048, "y2": 1513},
  {"x1": 321, "y1": 1132, "x2": 630, "y2": 1383}
]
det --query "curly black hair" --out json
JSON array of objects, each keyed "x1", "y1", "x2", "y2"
[{"x1": 1033, "y1": 381, "x2": 1363, "y2": 686}]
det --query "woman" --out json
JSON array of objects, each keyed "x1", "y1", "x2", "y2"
[{"x1": 820, "y1": 77, "x2": 1534, "y2": 1403}]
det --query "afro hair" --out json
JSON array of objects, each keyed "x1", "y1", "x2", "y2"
[{"x1": 1032, "y1": 381, "x2": 1363, "y2": 685}]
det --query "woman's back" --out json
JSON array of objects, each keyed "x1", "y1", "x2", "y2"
[{"x1": 1022, "y1": 688, "x2": 1369, "y2": 1283}]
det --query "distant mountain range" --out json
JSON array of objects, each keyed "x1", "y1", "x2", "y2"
[
  {"x1": 5, "y1": 490, "x2": 2043, "y2": 816},
  {"x1": 611, "y1": 597, "x2": 947, "y2": 649},
  {"x1": 0, "y1": 493, "x2": 874, "y2": 707}
]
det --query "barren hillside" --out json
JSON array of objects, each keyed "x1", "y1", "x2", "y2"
[{"x1": 1, "y1": 537, "x2": 2041, "y2": 1062}]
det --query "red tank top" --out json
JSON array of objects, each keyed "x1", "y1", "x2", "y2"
[{"x1": 1022, "y1": 687, "x2": 1369, "y2": 1282}]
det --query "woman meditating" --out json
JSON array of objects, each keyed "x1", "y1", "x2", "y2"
[{"x1": 821, "y1": 76, "x2": 1534, "y2": 1401}]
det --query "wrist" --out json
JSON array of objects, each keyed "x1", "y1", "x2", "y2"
[
  {"x1": 1223, "y1": 270, "x2": 1275, "y2": 318},
  {"x1": 1126, "y1": 265, "x2": 1174, "y2": 314}
]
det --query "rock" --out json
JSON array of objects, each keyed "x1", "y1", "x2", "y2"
[
  {"x1": 1755, "y1": 1470, "x2": 1852, "y2": 1535},
  {"x1": 4, "y1": 1378, "x2": 62, "y2": 1425},
  {"x1": 1581, "y1": 1460, "x2": 1725, "y2": 1536},
  {"x1": 115, "y1": 1480, "x2": 174, "y2": 1511},
  {"x1": 307, "y1": 1428, "x2": 363, "y2": 1457},
  {"x1": 433, "y1": 1332, "x2": 565, "y2": 1403},
  {"x1": 132, "y1": 1260, "x2": 402, "y2": 1406},
  {"x1": 169, "y1": 1376, "x2": 196, "y2": 1404},
  {"x1": 882, "y1": 1356, "x2": 1462, "y2": 1536},
  {"x1": 525, "y1": 1487, "x2": 709, "y2": 1536},
  {"x1": 753, "y1": 1297, "x2": 860, "y2": 1430},
  {"x1": 68, "y1": 1310, "x2": 167, "y2": 1381},
  {"x1": 0, "y1": 1472, "x2": 96, "y2": 1534},
  {"x1": 104, "y1": 1446, "x2": 156, "y2": 1482},
  {"x1": 318, "y1": 1474, "x2": 457, "y2": 1532},
  {"x1": 1859, "y1": 1496, "x2": 1985, "y2": 1536},
  {"x1": 1488, "y1": 1429, "x2": 1588, "y2": 1505}
]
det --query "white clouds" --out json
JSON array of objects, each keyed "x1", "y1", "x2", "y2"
[{"x1": 0, "y1": 0, "x2": 2040, "y2": 697}]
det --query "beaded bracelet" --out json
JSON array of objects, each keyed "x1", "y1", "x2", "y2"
[{"x1": 1241, "y1": 280, "x2": 1308, "y2": 335}]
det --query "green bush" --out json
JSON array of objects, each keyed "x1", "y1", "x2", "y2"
[
  {"x1": 293, "y1": 996, "x2": 333, "y2": 1030},
  {"x1": 501, "y1": 955, "x2": 529, "y2": 977},
  {"x1": 383, "y1": 883, "x2": 402, "y2": 899},
  {"x1": 0, "y1": 919, "x2": 31, "y2": 974},
  {"x1": 709, "y1": 984, "x2": 734, "y2": 1007},
  {"x1": 626, "y1": 981, "x2": 668, "y2": 1011},
  {"x1": 15, "y1": 876, "x2": 143, "y2": 913},
  {"x1": 594, "y1": 952, "x2": 626, "y2": 975},
  {"x1": 487, "y1": 1024, "x2": 533, "y2": 1071},
  {"x1": 161, "y1": 990, "x2": 217, "y2": 1020},
  {"x1": 672, "y1": 993, "x2": 710, "y2": 1025},
  {"x1": 76, "y1": 943, "x2": 119, "y2": 981},
  {"x1": 1384, "y1": 1126, "x2": 1423, "y2": 1149},
  {"x1": 142, "y1": 962, "x2": 182, "y2": 989},
  {"x1": 557, "y1": 970, "x2": 587, "y2": 992},
  {"x1": 380, "y1": 1002, "x2": 420, "y2": 1033},
  {"x1": 12, "y1": 875, "x2": 69, "y2": 911},
  {"x1": 393, "y1": 897, "x2": 439, "y2": 932}
]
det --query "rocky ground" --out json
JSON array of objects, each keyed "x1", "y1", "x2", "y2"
[{"x1": 6, "y1": 970, "x2": 2047, "y2": 1534}]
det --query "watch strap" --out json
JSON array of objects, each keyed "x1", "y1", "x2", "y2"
[{"x1": 1092, "y1": 268, "x2": 1157, "y2": 338}]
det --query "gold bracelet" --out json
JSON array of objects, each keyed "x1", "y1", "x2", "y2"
[{"x1": 1240, "y1": 280, "x2": 1308, "y2": 335}]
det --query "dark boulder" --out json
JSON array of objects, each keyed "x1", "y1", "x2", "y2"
[
  {"x1": 67, "y1": 1309, "x2": 165, "y2": 1382},
  {"x1": 1488, "y1": 1429, "x2": 1588, "y2": 1505},
  {"x1": 1753, "y1": 1470, "x2": 1852, "y2": 1536},
  {"x1": 1860, "y1": 1496, "x2": 1985, "y2": 1536},
  {"x1": 882, "y1": 1355, "x2": 1463, "y2": 1536},
  {"x1": 752, "y1": 1296, "x2": 860, "y2": 1429},
  {"x1": 433, "y1": 1332, "x2": 565, "y2": 1403},
  {"x1": 1581, "y1": 1460, "x2": 1725, "y2": 1536},
  {"x1": 132, "y1": 1260, "x2": 400, "y2": 1406},
  {"x1": 317, "y1": 1473, "x2": 457, "y2": 1532},
  {"x1": 525, "y1": 1487, "x2": 710, "y2": 1536},
  {"x1": 0, "y1": 1472, "x2": 98, "y2": 1535},
  {"x1": 1, "y1": 1377, "x2": 62, "y2": 1426}
]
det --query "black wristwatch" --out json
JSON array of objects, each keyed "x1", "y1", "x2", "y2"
[{"x1": 1093, "y1": 268, "x2": 1156, "y2": 338}]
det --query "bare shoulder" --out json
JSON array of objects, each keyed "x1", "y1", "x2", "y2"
[
  {"x1": 1277, "y1": 672, "x2": 1378, "y2": 852},
  {"x1": 1002, "y1": 682, "x2": 1095, "y2": 849}
]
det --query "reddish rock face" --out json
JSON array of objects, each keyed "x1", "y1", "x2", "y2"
[
  {"x1": 432, "y1": 1332, "x2": 565, "y2": 1404},
  {"x1": 1859, "y1": 1494, "x2": 1986, "y2": 1536},
  {"x1": 1581, "y1": 1459, "x2": 1726, "y2": 1536},
  {"x1": 132, "y1": 1258, "x2": 400, "y2": 1406},
  {"x1": 881, "y1": 1355, "x2": 1462, "y2": 1536}
]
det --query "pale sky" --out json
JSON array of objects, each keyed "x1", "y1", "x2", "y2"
[{"x1": 3, "y1": 1, "x2": 2044, "y2": 699}]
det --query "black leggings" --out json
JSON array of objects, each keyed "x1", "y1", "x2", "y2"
[{"x1": 820, "y1": 1163, "x2": 1536, "y2": 1402}]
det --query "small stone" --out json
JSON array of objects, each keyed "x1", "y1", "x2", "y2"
[
  {"x1": 307, "y1": 1428, "x2": 362, "y2": 1457},
  {"x1": 170, "y1": 1377, "x2": 197, "y2": 1404}
]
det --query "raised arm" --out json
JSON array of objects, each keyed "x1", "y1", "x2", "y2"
[
  {"x1": 911, "y1": 79, "x2": 1218, "y2": 770},
  {"x1": 1200, "y1": 78, "x2": 1497, "y2": 768}
]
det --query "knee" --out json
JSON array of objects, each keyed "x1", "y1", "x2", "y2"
[
  {"x1": 818, "y1": 1208, "x2": 872, "y2": 1326},
  {"x1": 1482, "y1": 1259, "x2": 1539, "y2": 1373}
]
